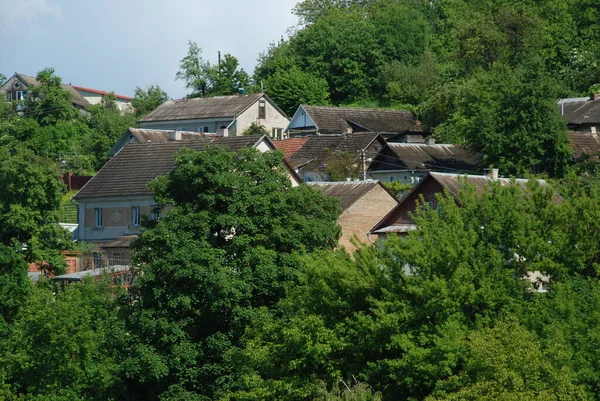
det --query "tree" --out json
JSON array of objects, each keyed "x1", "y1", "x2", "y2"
[
  {"x1": 28, "y1": 68, "x2": 80, "y2": 126},
  {"x1": 132, "y1": 85, "x2": 168, "y2": 117},
  {"x1": 175, "y1": 41, "x2": 250, "y2": 98},
  {"x1": 0, "y1": 145, "x2": 72, "y2": 272},
  {"x1": 265, "y1": 66, "x2": 330, "y2": 116},
  {"x1": 241, "y1": 122, "x2": 269, "y2": 136},
  {"x1": 119, "y1": 146, "x2": 340, "y2": 400}
]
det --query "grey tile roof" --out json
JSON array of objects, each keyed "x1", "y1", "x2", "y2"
[
  {"x1": 307, "y1": 181, "x2": 385, "y2": 211},
  {"x1": 16, "y1": 73, "x2": 92, "y2": 109},
  {"x1": 559, "y1": 96, "x2": 600, "y2": 125},
  {"x1": 289, "y1": 134, "x2": 389, "y2": 174},
  {"x1": 138, "y1": 92, "x2": 271, "y2": 122},
  {"x1": 388, "y1": 143, "x2": 481, "y2": 172},
  {"x1": 301, "y1": 105, "x2": 421, "y2": 134},
  {"x1": 74, "y1": 136, "x2": 267, "y2": 199}
]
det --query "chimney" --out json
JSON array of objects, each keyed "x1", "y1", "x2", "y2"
[
  {"x1": 346, "y1": 128, "x2": 353, "y2": 134},
  {"x1": 592, "y1": 126, "x2": 597, "y2": 134},
  {"x1": 168, "y1": 131, "x2": 182, "y2": 141},
  {"x1": 425, "y1": 137, "x2": 436, "y2": 145},
  {"x1": 491, "y1": 168, "x2": 499, "y2": 180},
  {"x1": 216, "y1": 128, "x2": 229, "y2": 137},
  {"x1": 593, "y1": 93, "x2": 600, "y2": 101}
]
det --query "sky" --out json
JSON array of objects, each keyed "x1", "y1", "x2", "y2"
[{"x1": 0, "y1": 0, "x2": 300, "y2": 99}]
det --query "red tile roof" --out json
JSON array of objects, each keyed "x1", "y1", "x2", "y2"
[{"x1": 272, "y1": 137, "x2": 308, "y2": 158}]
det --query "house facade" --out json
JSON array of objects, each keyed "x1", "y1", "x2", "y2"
[
  {"x1": 137, "y1": 92, "x2": 289, "y2": 136},
  {"x1": 558, "y1": 93, "x2": 600, "y2": 133},
  {"x1": 286, "y1": 105, "x2": 422, "y2": 138},
  {"x1": 309, "y1": 181, "x2": 399, "y2": 252},
  {"x1": 74, "y1": 135, "x2": 300, "y2": 244}
]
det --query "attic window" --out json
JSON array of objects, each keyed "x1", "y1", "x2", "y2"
[
  {"x1": 258, "y1": 100, "x2": 266, "y2": 119},
  {"x1": 6, "y1": 92, "x2": 11, "y2": 102}
]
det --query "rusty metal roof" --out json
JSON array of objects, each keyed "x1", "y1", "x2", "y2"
[
  {"x1": 307, "y1": 181, "x2": 386, "y2": 211},
  {"x1": 389, "y1": 143, "x2": 481, "y2": 172},
  {"x1": 568, "y1": 131, "x2": 600, "y2": 158},
  {"x1": 300, "y1": 105, "x2": 421, "y2": 134}
]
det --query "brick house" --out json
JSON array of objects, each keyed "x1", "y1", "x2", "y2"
[{"x1": 308, "y1": 181, "x2": 399, "y2": 252}]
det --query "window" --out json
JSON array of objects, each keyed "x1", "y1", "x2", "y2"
[
  {"x1": 198, "y1": 126, "x2": 210, "y2": 133},
  {"x1": 258, "y1": 100, "x2": 266, "y2": 119},
  {"x1": 16, "y1": 91, "x2": 27, "y2": 101},
  {"x1": 150, "y1": 205, "x2": 159, "y2": 221},
  {"x1": 425, "y1": 201, "x2": 434, "y2": 210},
  {"x1": 388, "y1": 176, "x2": 394, "y2": 182},
  {"x1": 93, "y1": 252, "x2": 102, "y2": 269},
  {"x1": 94, "y1": 208, "x2": 103, "y2": 227},
  {"x1": 131, "y1": 206, "x2": 140, "y2": 226},
  {"x1": 272, "y1": 127, "x2": 283, "y2": 139},
  {"x1": 6, "y1": 92, "x2": 12, "y2": 102}
]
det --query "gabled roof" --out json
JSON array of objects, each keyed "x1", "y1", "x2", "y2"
[
  {"x1": 75, "y1": 135, "x2": 271, "y2": 199},
  {"x1": 559, "y1": 95, "x2": 600, "y2": 125},
  {"x1": 293, "y1": 105, "x2": 421, "y2": 134},
  {"x1": 288, "y1": 133, "x2": 385, "y2": 173},
  {"x1": 307, "y1": 181, "x2": 392, "y2": 211},
  {"x1": 72, "y1": 85, "x2": 133, "y2": 101},
  {"x1": 10, "y1": 73, "x2": 92, "y2": 109},
  {"x1": 138, "y1": 92, "x2": 286, "y2": 122},
  {"x1": 568, "y1": 131, "x2": 600, "y2": 158},
  {"x1": 371, "y1": 172, "x2": 551, "y2": 234},
  {"x1": 108, "y1": 128, "x2": 213, "y2": 157},
  {"x1": 272, "y1": 137, "x2": 308, "y2": 158},
  {"x1": 388, "y1": 143, "x2": 481, "y2": 172}
]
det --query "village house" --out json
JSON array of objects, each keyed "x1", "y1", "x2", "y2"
[
  {"x1": 108, "y1": 128, "x2": 212, "y2": 156},
  {"x1": 285, "y1": 105, "x2": 422, "y2": 139},
  {"x1": 308, "y1": 181, "x2": 399, "y2": 252},
  {"x1": 568, "y1": 130, "x2": 600, "y2": 159},
  {"x1": 72, "y1": 85, "x2": 133, "y2": 112},
  {"x1": 137, "y1": 92, "x2": 289, "y2": 136},
  {"x1": 274, "y1": 133, "x2": 406, "y2": 182},
  {"x1": 1, "y1": 72, "x2": 92, "y2": 110},
  {"x1": 73, "y1": 135, "x2": 301, "y2": 256}
]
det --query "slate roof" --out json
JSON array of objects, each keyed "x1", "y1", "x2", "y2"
[
  {"x1": 127, "y1": 128, "x2": 211, "y2": 142},
  {"x1": 138, "y1": 92, "x2": 285, "y2": 122},
  {"x1": 308, "y1": 181, "x2": 385, "y2": 211},
  {"x1": 559, "y1": 95, "x2": 600, "y2": 125},
  {"x1": 388, "y1": 143, "x2": 481, "y2": 172},
  {"x1": 299, "y1": 105, "x2": 421, "y2": 134},
  {"x1": 272, "y1": 138, "x2": 308, "y2": 158},
  {"x1": 75, "y1": 136, "x2": 268, "y2": 199},
  {"x1": 568, "y1": 131, "x2": 600, "y2": 158},
  {"x1": 15, "y1": 73, "x2": 92, "y2": 109}
]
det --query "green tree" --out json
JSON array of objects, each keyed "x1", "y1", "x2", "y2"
[
  {"x1": 28, "y1": 68, "x2": 80, "y2": 126},
  {"x1": 132, "y1": 85, "x2": 169, "y2": 117},
  {"x1": 119, "y1": 146, "x2": 340, "y2": 400},
  {"x1": 241, "y1": 122, "x2": 269, "y2": 136},
  {"x1": 265, "y1": 66, "x2": 330, "y2": 116}
]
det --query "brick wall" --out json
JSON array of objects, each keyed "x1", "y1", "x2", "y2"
[{"x1": 337, "y1": 184, "x2": 398, "y2": 253}]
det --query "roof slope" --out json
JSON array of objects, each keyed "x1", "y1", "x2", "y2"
[
  {"x1": 16, "y1": 74, "x2": 92, "y2": 109},
  {"x1": 72, "y1": 86, "x2": 132, "y2": 101},
  {"x1": 128, "y1": 128, "x2": 211, "y2": 142},
  {"x1": 302, "y1": 105, "x2": 420, "y2": 134},
  {"x1": 389, "y1": 143, "x2": 481, "y2": 172},
  {"x1": 75, "y1": 136, "x2": 266, "y2": 199},
  {"x1": 139, "y1": 92, "x2": 265, "y2": 122},
  {"x1": 568, "y1": 131, "x2": 600, "y2": 158},
  {"x1": 559, "y1": 96, "x2": 600, "y2": 125},
  {"x1": 272, "y1": 138, "x2": 308, "y2": 158},
  {"x1": 308, "y1": 181, "x2": 382, "y2": 211}
]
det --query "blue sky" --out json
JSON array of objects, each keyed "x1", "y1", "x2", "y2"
[{"x1": 0, "y1": 0, "x2": 299, "y2": 99}]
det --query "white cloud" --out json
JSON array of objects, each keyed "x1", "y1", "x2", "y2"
[{"x1": 0, "y1": 0, "x2": 62, "y2": 34}]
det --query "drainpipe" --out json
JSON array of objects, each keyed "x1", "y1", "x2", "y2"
[{"x1": 361, "y1": 149, "x2": 366, "y2": 181}]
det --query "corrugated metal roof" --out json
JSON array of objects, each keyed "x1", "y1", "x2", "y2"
[
  {"x1": 389, "y1": 143, "x2": 481, "y2": 172},
  {"x1": 128, "y1": 128, "x2": 212, "y2": 142},
  {"x1": 372, "y1": 224, "x2": 417, "y2": 234},
  {"x1": 559, "y1": 95, "x2": 600, "y2": 125},
  {"x1": 301, "y1": 105, "x2": 421, "y2": 134},
  {"x1": 52, "y1": 265, "x2": 131, "y2": 281},
  {"x1": 139, "y1": 92, "x2": 267, "y2": 122},
  {"x1": 75, "y1": 136, "x2": 268, "y2": 199},
  {"x1": 307, "y1": 181, "x2": 382, "y2": 211}
]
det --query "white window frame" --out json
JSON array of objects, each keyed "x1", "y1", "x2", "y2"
[
  {"x1": 6, "y1": 92, "x2": 12, "y2": 102},
  {"x1": 150, "y1": 205, "x2": 159, "y2": 221},
  {"x1": 94, "y1": 208, "x2": 103, "y2": 227},
  {"x1": 131, "y1": 206, "x2": 140, "y2": 226},
  {"x1": 16, "y1": 90, "x2": 27, "y2": 101}
]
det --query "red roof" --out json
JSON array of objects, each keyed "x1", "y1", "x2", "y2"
[
  {"x1": 71, "y1": 85, "x2": 132, "y2": 101},
  {"x1": 272, "y1": 137, "x2": 308, "y2": 159}
]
